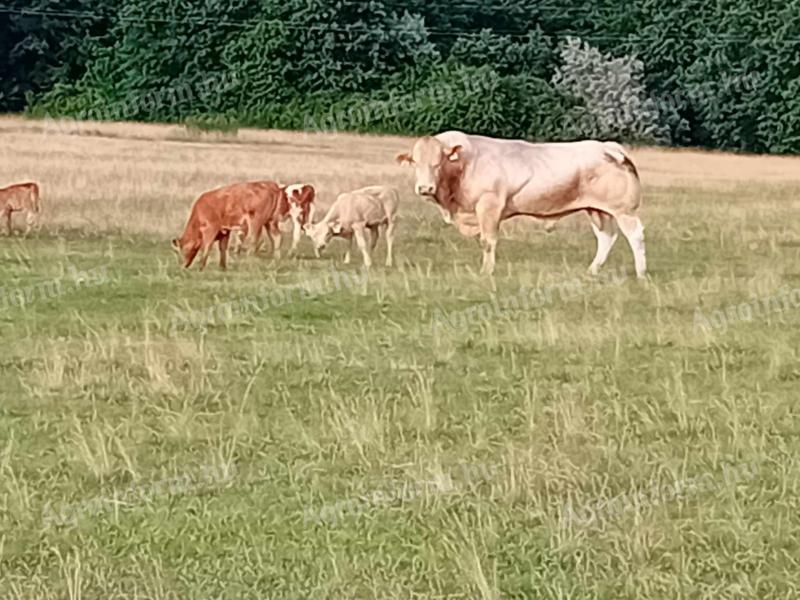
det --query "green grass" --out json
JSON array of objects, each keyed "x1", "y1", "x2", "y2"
[{"x1": 2, "y1": 185, "x2": 800, "y2": 599}]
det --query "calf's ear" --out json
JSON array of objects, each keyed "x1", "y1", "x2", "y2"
[
  {"x1": 395, "y1": 152, "x2": 414, "y2": 165},
  {"x1": 447, "y1": 145, "x2": 462, "y2": 162}
]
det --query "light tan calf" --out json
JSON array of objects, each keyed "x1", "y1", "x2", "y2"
[
  {"x1": 1, "y1": 182, "x2": 41, "y2": 235},
  {"x1": 304, "y1": 185, "x2": 398, "y2": 268}
]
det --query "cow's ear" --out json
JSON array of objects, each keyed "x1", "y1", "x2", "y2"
[
  {"x1": 171, "y1": 238, "x2": 180, "y2": 250},
  {"x1": 302, "y1": 223, "x2": 312, "y2": 233},
  {"x1": 331, "y1": 222, "x2": 343, "y2": 234},
  {"x1": 395, "y1": 152, "x2": 414, "y2": 165},
  {"x1": 447, "y1": 145, "x2": 463, "y2": 162}
]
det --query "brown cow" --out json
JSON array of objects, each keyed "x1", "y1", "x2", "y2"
[
  {"x1": 1, "y1": 182, "x2": 41, "y2": 235},
  {"x1": 397, "y1": 131, "x2": 645, "y2": 278},
  {"x1": 171, "y1": 181, "x2": 283, "y2": 270},
  {"x1": 230, "y1": 183, "x2": 316, "y2": 257}
]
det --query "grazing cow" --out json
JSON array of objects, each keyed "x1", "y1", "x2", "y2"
[
  {"x1": 230, "y1": 183, "x2": 316, "y2": 257},
  {"x1": 1, "y1": 182, "x2": 41, "y2": 235},
  {"x1": 396, "y1": 131, "x2": 646, "y2": 278},
  {"x1": 304, "y1": 185, "x2": 398, "y2": 268},
  {"x1": 171, "y1": 181, "x2": 283, "y2": 270}
]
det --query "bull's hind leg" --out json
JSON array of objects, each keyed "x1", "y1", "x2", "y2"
[
  {"x1": 587, "y1": 210, "x2": 619, "y2": 275},
  {"x1": 615, "y1": 213, "x2": 646, "y2": 279}
]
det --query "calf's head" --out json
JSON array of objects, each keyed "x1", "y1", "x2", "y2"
[
  {"x1": 303, "y1": 221, "x2": 343, "y2": 257},
  {"x1": 396, "y1": 137, "x2": 462, "y2": 197}
]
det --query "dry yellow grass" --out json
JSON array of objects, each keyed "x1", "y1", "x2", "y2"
[{"x1": 3, "y1": 114, "x2": 800, "y2": 239}]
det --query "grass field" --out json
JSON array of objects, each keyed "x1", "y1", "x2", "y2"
[{"x1": 2, "y1": 115, "x2": 800, "y2": 599}]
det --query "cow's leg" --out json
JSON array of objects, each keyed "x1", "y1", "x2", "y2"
[
  {"x1": 24, "y1": 210, "x2": 36, "y2": 236},
  {"x1": 615, "y1": 213, "x2": 647, "y2": 279},
  {"x1": 218, "y1": 232, "x2": 230, "y2": 270},
  {"x1": 587, "y1": 210, "x2": 619, "y2": 275},
  {"x1": 268, "y1": 222, "x2": 282, "y2": 260},
  {"x1": 4, "y1": 209, "x2": 12, "y2": 235},
  {"x1": 475, "y1": 194, "x2": 503, "y2": 275},
  {"x1": 289, "y1": 215, "x2": 302, "y2": 255},
  {"x1": 352, "y1": 225, "x2": 372, "y2": 269},
  {"x1": 198, "y1": 227, "x2": 218, "y2": 272},
  {"x1": 183, "y1": 242, "x2": 201, "y2": 269},
  {"x1": 248, "y1": 218, "x2": 266, "y2": 256},
  {"x1": 384, "y1": 220, "x2": 395, "y2": 267}
]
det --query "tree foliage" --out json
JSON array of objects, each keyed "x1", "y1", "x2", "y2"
[{"x1": 2, "y1": 0, "x2": 798, "y2": 153}]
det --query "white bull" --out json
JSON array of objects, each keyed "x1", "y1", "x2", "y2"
[{"x1": 397, "y1": 131, "x2": 646, "y2": 278}]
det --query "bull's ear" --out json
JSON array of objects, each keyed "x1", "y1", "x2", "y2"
[
  {"x1": 395, "y1": 152, "x2": 414, "y2": 165},
  {"x1": 447, "y1": 145, "x2": 463, "y2": 162}
]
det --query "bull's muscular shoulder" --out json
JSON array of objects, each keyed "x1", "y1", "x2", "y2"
[{"x1": 435, "y1": 130, "x2": 473, "y2": 152}]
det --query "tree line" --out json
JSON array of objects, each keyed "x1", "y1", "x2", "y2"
[{"x1": 1, "y1": 0, "x2": 798, "y2": 154}]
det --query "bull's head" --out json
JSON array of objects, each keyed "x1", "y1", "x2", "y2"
[{"x1": 396, "y1": 137, "x2": 462, "y2": 198}]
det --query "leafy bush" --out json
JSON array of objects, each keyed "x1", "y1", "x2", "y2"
[{"x1": 552, "y1": 37, "x2": 668, "y2": 143}]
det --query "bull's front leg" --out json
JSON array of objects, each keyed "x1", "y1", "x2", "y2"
[{"x1": 475, "y1": 194, "x2": 503, "y2": 275}]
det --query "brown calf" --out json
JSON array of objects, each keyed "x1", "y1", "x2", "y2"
[
  {"x1": 171, "y1": 181, "x2": 283, "y2": 270},
  {"x1": 1, "y1": 182, "x2": 41, "y2": 235}
]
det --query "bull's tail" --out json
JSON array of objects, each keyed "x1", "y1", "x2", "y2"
[{"x1": 603, "y1": 142, "x2": 639, "y2": 180}]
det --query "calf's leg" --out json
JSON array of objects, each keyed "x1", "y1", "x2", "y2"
[
  {"x1": 615, "y1": 213, "x2": 646, "y2": 279},
  {"x1": 343, "y1": 235, "x2": 353, "y2": 264},
  {"x1": 384, "y1": 220, "x2": 395, "y2": 267},
  {"x1": 369, "y1": 226, "x2": 380, "y2": 251},
  {"x1": 352, "y1": 225, "x2": 372, "y2": 269}
]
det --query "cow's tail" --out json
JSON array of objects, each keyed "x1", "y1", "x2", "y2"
[
  {"x1": 31, "y1": 183, "x2": 42, "y2": 213},
  {"x1": 603, "y1": 142, "x2": 639, "y2": 180}
]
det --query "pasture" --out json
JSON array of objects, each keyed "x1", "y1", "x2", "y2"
[{"x1": 1, "y1": 115, "x2": 800, "y2": 599}]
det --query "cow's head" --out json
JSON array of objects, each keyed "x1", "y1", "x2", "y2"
[
  {"x1": 396, "y1": 137, "x2": 462, "y2": 197},
  {"x1": 286, "y1": 183, "x2": 316, "y2": 226},
  {"x1": 170, "y1": 238, "x2": 184, "y2": 263},
  {"x1": 303, "y1": 221, "x2": 343, "y2": 257}
]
